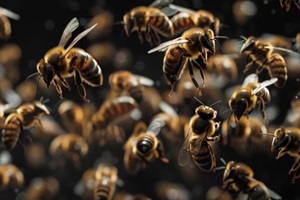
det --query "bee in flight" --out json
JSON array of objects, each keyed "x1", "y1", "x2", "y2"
[{"x1": 32, "y1": 17, "x2": 103, "y2": 102}]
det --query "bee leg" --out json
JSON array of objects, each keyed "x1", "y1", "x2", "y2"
[
  {"x1": 258, "y1": 98, "x2": 267, "y2": 123},
  {"x1": 145, "y1": 26, "x2": 153, "y2": 46},
  {"x1": 188, "y1": 60, "x2": 202, "y2": 95},
  {"x1": 74, "y1": 69, "x2": 89, "y2": 102},
  {"x1": 294, "y1": 0, "x2": 300, "y2": 9},
  {"x1": 276, "y1": 148, "x2": 288, "y2": 159},
  {"x1": 137, "y1": 32, "x2": 144, "y2": 44},
  {"x1": 53, "y1": 79, "x2": 64, "y2": 99},
  {"x1": 191, "y1": 59, "x2": 206, "y2": 87},
  {"x1": 56, "y1": 73, "x2": 71, "y2": 90},
  {"x1": 152, "y1": 31, "x2": 161, "y2": 46}
]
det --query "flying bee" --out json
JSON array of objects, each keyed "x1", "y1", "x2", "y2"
[
  {"x1": 228, "y1": 73, "x2": 278, "y2": 121},
  {"x1": 2, "y1": 98, "x2": 50, "y2": 150},
  {"x1": 0, "y1": 7, "x2": 20, "y2": 40},
  {"x1": 270, "y1": 126, "x2": 300, "y2": 183},
  {"x1": 279, "y1": 0, "x2": 300, "y2": 11},
  {"x1": 34, "y1": 17, "x2": 103, "y2": 102},
  {"x1": 221, "y1": 160, "x2": 282, "y2": 200},
  {"x1": 148, "y1": 27, "x2": 217, "y2": 95},
  {"x1": 178, "y1": 100, "x2": 220, "y2": 172},
  {"x1": 108, "y1": 70, "x2": 155, "y2": 104},
  {"x1": 123, "y1": 118, "x2": 169, "y2": 175},
  {"x1": 0, "y1": 164, "x2": 24, "y2": 190},
  {"x1": 25, "y1": 177, "x2": 60, "y2": 200},
  {"x1": 122, "y1": 5, "x2": 174, "y2": 46}
]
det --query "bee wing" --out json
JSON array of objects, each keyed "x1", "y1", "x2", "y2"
[
  {"x1": 168, "y1": 4, "x2": 197, "y2": 14},
  {"x1": 252, "y1": 78, "x2": 278, "y2": 95},
  {"x1": 134, "y1": 75, "x2": 155, "y2": 86},
  {"x1": 242, "y1": 73, "x2": 258, "y2": 86},
  {"x1": 159, "y1": 101, "x2": 178, "y2": 117},
  {"x1": 0, "y1": 7, "x2": 20, "y2": 20},
  {"x1": 148, "y1": 0, "x2": 174, "y2": 7},
  {"x1": 147, "y1": 118, "x2": 166, "y2": 136},
  {"x1": 246, "y1": 177, "x2": 282, "y2": 200},
  {"x1": 148, "y1": 38, "x2": 189, "y2": 53},
  {"x1": 178, "y1": 144, "x2": 193, "y2": 167},
  {"x1": 58, "y1": 17, "x2": 80, "y2": 47}
]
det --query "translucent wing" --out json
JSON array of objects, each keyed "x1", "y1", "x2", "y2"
[
  {"x1": 147, "y1": 118, "x2": 166, "y2": 136},
  {"x1": 134, "y1": 75, "x2": 155, "y2": 86},
  {"x1": 159, "y1": 101, "x2": 178, "y2": 117},
  {"x1": 242, "y1": 73, "x2": 258, "y2": 86},
  {"x1": 178, "y1": 126, "x2": 193, "y2": 166},
  {"x1": 168, "y1": 4, "x2": 197, "y2": 14},
  {"x1": 252, "y1": 78, "x2": 278, "y2": 95},
  {"x1": 148, "y1": 38, "x2": 189, "y2": 53},
  {"x1": 149, "y1": 0, "x2": 174, "y2": 7},
  {"x1": 58, "y1": 17, "x2": 79, "y2": 47},
  {"x1": 0, "y1": 7, "x2": 20, "y2": 20},
  {"x1": 246, "y1": 177, "x2": 282, "y2": 200}
]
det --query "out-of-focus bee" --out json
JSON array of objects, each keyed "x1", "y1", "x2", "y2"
[
  {"x1": 123, "y1": 118, "x2": 169, "y2": 175},
  {"x1": 88, "y1": 96, "x2": 139, "y2": 146},
  {"x1": 279, "y1": 0, "x2": 300, "y2": 11},
  {"x1": 270, "y1": 126, "x2": 300, "y2": 183},
  {"x1": 240, "y1": 36, "x2": 292, "y2": 88},
  {"x1": 293, "y1": 32, "x2": 300, "y2": 53},
  {"x1": 155, "y1": 180, "x2": 191, "y2": 200},
  {"x1": 123, "y1": 5, "x2": 174, "y2": 46},
  {"x1": 108, "y1": 70, "x2": 155, "y2": 104},
  {"x1": 0, "y1": 164, "x2": 24, "y2": 190},
  {"x1": 205, "y1": 186, "x2": 233, "y2": 200},
  {"x1": 25, "y1": 177, "x2": 60, "y2": 200},
  {"x1": 49, "y1": 133, "x2": 89, "y2": 167},
  {"x1": 2, "y1": 99, "x2": 51, "y2": 150},
  {"x1": 114, "y1": 192, "x2": 151, "y2": 200},
  {"x1": 284, "y1": 91, "x2": 300, "y2": 127},
  {"x1": 232, "y1": 0, "x2": 257, "y2": 26},
  {"x1": 94, "y1": 162, "x2": 118, "y2": 200},
  {"x1": 228, "y1": 73, "x2": 277, "y2": 121},
  {"x1": 0, "y1": 7, "x2": 20, "y2": 40},
  {"x1": 34, "y1": 17, "x2": 103, "y2": 102},
  {"x1": 148, "y1": 27, "x2": 216, "y2": 95},
  {"x1": 178, "y1": 101, "x2": 220, "y2": 172},
  {"x1": 222, "y1": 160, "x2": 282, "y2": 200}
]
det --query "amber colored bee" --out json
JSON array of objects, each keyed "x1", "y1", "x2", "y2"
[
  {"x1": 35, "y1": 17, "x2": 103, "y2": 102},
  {"x1": 2, "y1": 99, "x2": 50, "y2": 150},
  {"x1": 123, "y1": 6, "x2": 174, "y2": 46},
  {"x1": 270, "y1": 126, "x2": 300, "y2": 183},
  {"x1": 178, "y1": 102, "x2": 220, "y2": 172},
  {"x1": 0, "y1": 164, "x2": 24, "y2": 190},
  {"x1": 240, "y1": 36, "x2": 290, "y2": 88},
  {"x1": 222, "y1": 160, "x2": 282, "y2": 200},
  {"x1": 148, "y1": 27, "x2": 216, "y2": 95},
  {"x1": 279, "y1": 0, "x2": 300, "y2": 11},
  {"x1": 123, "y1": 118, "x2": 169, "y2": 175},
  {"x1": 108, "y1": 70, "x2": 154, "y2": 104},
  {"x1": 0, "y1": 7, "x2": 20, "y2": 40},
  {"x1": 94, "y1": 162, "x2": 118, "y2": 200},
  {"x1": 25, "y1": 177, "x2": 60, "y2": 200},
  {"x1": 228, "y1": 73, "x2": 277, "y2": 121}
]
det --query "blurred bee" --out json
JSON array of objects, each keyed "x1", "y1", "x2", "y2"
[
  {"x1": 148, "y1": 27, "x2": 217, "y2": 95},
  {"x1": 293, "y1": 32, "x2": 300, "y2": 53},
  {"x1": 0, "y1": 7, "x2": 20, "y2": 40},
  {"x1": 123, "y1": 118, "x2": 169, "y2": 175},
  {"x1": 284, "y1": 91, "x2": 300, "y2": 127},
  {"x1": 178, "y1": 100, "x2": 220, "y2": 172},
  {"x1": 2, "y1": 99, "x2": 51, "y2": 150},
  {"x1": 228, "y1": 73, "x2": 277, "y2": 121},
  {"x1": 88, "y1": 96, "x2": 139, "y2": 146},
  {"x1": 279, "y1": 0, "x2": 300, "y2": 11},
  {"x1": 155, "y1": 180, "x2": 191, "y2": 200},
  {"x1": 123, "y1": 5, "x2": 174, "y2": 46},
  {"x1": 205, "y1": 186, "x2": 233, "y2": 200},
  {"x1": 270, "y1": 126, "x2": 300, "y2": 183},
  {"x1": 222, "y1": 160, "x2": 282, "y2": 200},
  {"x1": 108, "y1": 70, "x2": 155, "y2": 104},
  {"x1": 25, "y1": 177, "x2": 60, "y2": 200},
  {"x1": 0, "y1": 164, "x2": 24, "y2": 190},
  {"x1": 114, "y1": 192, "x2": 151, "y2": 200},
  {"x1": 34, "y1": 17, "x2": 103, "y2": 102},
  {"x1": 240, "y1": 36, "x2": 292, "y2": 88}
]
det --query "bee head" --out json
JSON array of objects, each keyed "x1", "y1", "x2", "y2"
[
  {"x1": 199, "y1": 29, "x2": 215, "y2": 53},
  {"x1": 37, "y1": 59, "x2": 55, "y2": 88},
  {"x1": 271, "y1": 128, "x2": 290, "y2": 151},
  {"x1": 123, "y1": 13, "x2": 135, "y2": 36},
  {"x1": 223, "y1": 161, "x2": 253, "y2": 182},
  {"x1": 240, "y1": 36, "x2": 255, "y2": 53}
]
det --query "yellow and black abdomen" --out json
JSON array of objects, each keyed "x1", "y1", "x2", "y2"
[
  {"x1": 170, "y1": 12, "x2": 195, "y2": 36},
  {"x1": 148, "y1": 9, "x2": 174, "y2": 37}
]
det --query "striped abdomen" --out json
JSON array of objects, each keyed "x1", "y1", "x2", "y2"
[
  {"x1": 0, "y1": 15, "x2": 11, "y2": 40},
  {"x1": 69, "y1": 48, "x2": 103, "y2": 87},
  {"x1": 267, "y1": 53, "x2": 287, "y2": 88},
  {"x1": 148, "y1": 9, "x2": 174, "y2": 37},
  {"x1": 190, "y1": 140, "x2": 216, "y2": 172},
  {"x1": 94, "y1": 182, "x2": 113, "y2": 200},
  {"x1": 170, "y1": 12, "x2": 195, "y2": 36},
  {"x1": 2, "y1": 114, "x2": 22, "y2": 150}
]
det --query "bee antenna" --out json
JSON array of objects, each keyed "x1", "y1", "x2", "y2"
[
  {"x1": 113, "y1": 21, "x2": 124, "y2": 26},
  {"x1": 219, "y1": 108, "x2": 231, "y2": 118},
  {"x1": 220, "y1": 157, "x2": 227, "y2": 166},
  {"x1": 35, "y1": 75, "x2": 43, "y2": 99},
  {"x1": 264, "y1": 46, "x2": 300, "y2": 57},
  {"x1": 260, "y1": 132, "x2": 275, "y2": 138},
  {"x1": 25, "y1": 72, "x2": 39, "y2": 82},
  {"x1": 193, "y1": 96, "x2": 204, "y2": 105},
  {"x1": 240, "y1": 35, "x2": 247, "y2": 41},
  {"x1": 210, "y1": 100, "x2": 222, "y2": 107}
]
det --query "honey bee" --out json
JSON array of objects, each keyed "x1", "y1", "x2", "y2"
[
  {"x1": 228, "y1": 73, "x2": 277, "y2": 121},
  {"x1": 123, "y1": 118, "x2": 169, "y2": 175},
  {"x1": 108, "y1": 70, "x2": 155, "y2": 104},
  {"x1": 222, "y1": 160, "x2": 282, "y2": 200},
  {"x1": 0, "y1": 7, "x2": 20, "y2": 40},
  {"x1": 240, "y1": 36, "x2": 291, "y2": 88},
  {"x1": 2, "y1": 99, "x2": 51, "y2": 150},
  {"x1": 35, "y1": 17, "x2": 103, "y2": 102},
  {"x1": 0, "y1": 164, "x2": 24, "y2": 190},
  {"x1": 279, "y1": 0, "x2": 300, "y2": 11},
  {"x1": 148, "y1": 27, "x2": 216, "y2": 95},
  {"x1": 123, "y1": 5, "x2": 174, "y2": 46},
  {"x1": 178, "y1": 101, "x2": 220, "y2": 172},
  {"x1": 25, "y1": 177, "x2": 60, "y2": 200},
  {"x1": 270, "y1": 126, "x2": 300, "y2": 183}
]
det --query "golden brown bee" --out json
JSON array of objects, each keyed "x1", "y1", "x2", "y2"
[
  {"x1": 25, "y1": 177, "x2": 60, "y2": 200},
  {"x1": 240, "y1": 36, "x2": 290, "y2": 88},
  {"x1": 2, "y1": 99, "x2": 50, "y2": 150},
  {"x1": 35, "y1": 17, "x2": 103, "y2": 102},
  {"x1": 108, "y1": 70, "x2": 154, "y2": 104},
  {"x1": 148, "y1": 27, "x2": 216, "y2": 95},
  {"x1": 178, "y1": 102, "x2": 220, "y2": 172},
  {"x1": 0, "y1": 7, "x2": 20, "y2": 40},
  {"x1": 88, "y1": 96, "x2": 139, "y2": 146},
  {"x1": 0, "y1": 164, "x2": 24, "y2": 190},
  {"x1": 123, "y1": 118, "x2": 169, "y2": 175},
  {"x1": 270, "y1": 126, "x2": 300, "y2": 183},
  {"x1": 279, "y1": 0, "x2": 300, "y2": 11},
  {"x1": 222, "y1": 160, "x2": 282, "y2": 200},
  {"x1": 94, "y1": 162, "x2": 118, "y2": 200},
  {"x1": 123, "y1": 6, "x2": 174, "y2": 46},
  {"x1": 228, "y1": 73, "x2": 277, "y2": 121}
]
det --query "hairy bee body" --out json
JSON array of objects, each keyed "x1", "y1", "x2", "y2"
[
  {"x1": 2, "y1": 114, "x2": 21, "y2": 150},
  {"x1": 0, "y1": 164, "x2": 24, "y2": 189},
  {"x1": 266, "y1": 53, "x2": 287, "y2": 88},
  {"x1": 191, "y1": 139, "x2": 216, "y2": 171}
]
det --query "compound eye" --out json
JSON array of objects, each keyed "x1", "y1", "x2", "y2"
[{"x1": 137, "y1": 138, "x2": 153, "y2": 154}]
